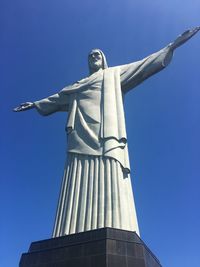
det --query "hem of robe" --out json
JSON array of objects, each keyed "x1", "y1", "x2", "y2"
[
  {"x1": 67, "y1": 148, "x2": 130, "y2": 174},
  {"x1": 52, "y1": 153, "x2": 139, "y2": 238}
]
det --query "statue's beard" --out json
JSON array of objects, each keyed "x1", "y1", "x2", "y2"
[{"x1": 90, "y1": 61, "x2": 102, "y2": 72}]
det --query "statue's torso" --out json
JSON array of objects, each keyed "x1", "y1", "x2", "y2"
[{"x1": 67, "y1": 70, "x2": 103, "y2": 155}]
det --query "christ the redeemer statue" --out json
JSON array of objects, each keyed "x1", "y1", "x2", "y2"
[{"x1": 14, "y1": 27, "x2": 199, "y2": 237}]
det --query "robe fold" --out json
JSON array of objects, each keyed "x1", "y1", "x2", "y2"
[{"x1": 34, "y1": 47, "x2": 173, "y2": 236}]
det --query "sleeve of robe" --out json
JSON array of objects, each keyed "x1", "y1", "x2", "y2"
[
  {"x1": 34, "y1": 88, "x2": 73, "y2": 116},
  {"x1": 33, "y1": 76, "x2": 93, "y2": 116},
  {"x1": 120, "y1": 46, "x2": 173, "y2": 93}
]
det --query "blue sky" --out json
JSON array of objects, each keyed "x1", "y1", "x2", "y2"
[{"x1": 1, "y1": 1, "x2": 200, "y2": 266}]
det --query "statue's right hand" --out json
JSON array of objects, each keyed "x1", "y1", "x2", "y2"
[{"x1": 13, "y1": 102, "x2": 34, "y2": 112}]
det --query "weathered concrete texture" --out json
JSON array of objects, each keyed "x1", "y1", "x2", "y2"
[{"x1": 19, "y1": 228, "x2": 162, "y2": 267}]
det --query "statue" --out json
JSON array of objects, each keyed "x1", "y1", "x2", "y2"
[{"x1": 14, "y1": 27, "x2": 200, "y2": 238}]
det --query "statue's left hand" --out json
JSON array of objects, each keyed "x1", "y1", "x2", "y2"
[{"x1": 168, "y1": 26, "x2": 200, "y2": 50}]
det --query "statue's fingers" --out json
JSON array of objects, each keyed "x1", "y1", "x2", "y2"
[
  {"x1": 191, "y1": 26, "x2": 200, "y2": 35},
  {"x1": 13, "y1": 106, "x2": 22, "y2": 112},
  {"x1": 193, "y1": 26, "x2": 200, "y2": 31}
]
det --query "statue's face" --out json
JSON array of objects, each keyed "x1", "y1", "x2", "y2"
[{"x1": 88, "y1": 50, "x2": 103, "y2": 72}]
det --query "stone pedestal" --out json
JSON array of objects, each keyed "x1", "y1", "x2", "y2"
[{"x1": 19, "y1": 228, "x2": 162, "y2": 267}]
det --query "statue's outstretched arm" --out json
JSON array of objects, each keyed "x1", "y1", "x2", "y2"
[
  {"x1": 120, "y1": 26, "x2": 199, "y2": 93},
  {"x1": 13, "y1": 102, "x2": 35, "y2": 112},
  {"x1": 167, "y1": 26, "x2": 200, "y2": 51}
]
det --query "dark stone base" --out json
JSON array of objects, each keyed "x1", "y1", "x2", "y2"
[{"x1": 19, "y1": 228, "x2": 162, "y2": 267}]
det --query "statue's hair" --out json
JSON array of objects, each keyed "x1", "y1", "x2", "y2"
[{"x1": 88, "y1": 49, "x2": 108, "y2": 74}]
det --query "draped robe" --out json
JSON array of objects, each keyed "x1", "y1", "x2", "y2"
[{"x1": 34, "y1": 47, "x2": 173, "y2": 237}]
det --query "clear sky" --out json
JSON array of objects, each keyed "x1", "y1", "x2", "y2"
[{"x1": 1, "y1": 1, "x2": 200, "y2": 266}]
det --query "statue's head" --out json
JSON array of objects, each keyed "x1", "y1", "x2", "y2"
[{"x1": 88, "y1": 49, "x2": 108, "y2": 74}]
